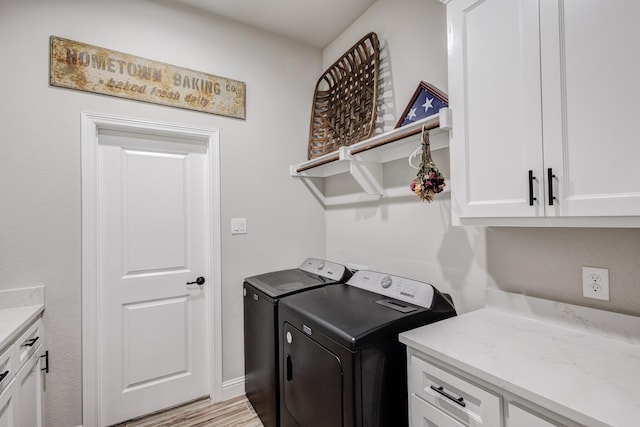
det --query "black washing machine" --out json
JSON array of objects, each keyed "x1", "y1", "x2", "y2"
[
  {"x1": 243, "y1": 258, "x2": 352, "y2": 427},
  {"x1": 278, "y1": 270, "x2": 456, "y2": 427}
]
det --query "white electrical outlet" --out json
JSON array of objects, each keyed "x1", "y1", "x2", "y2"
[{"x1": 582, "y1": 267, "x2": 609, "y2": 301}]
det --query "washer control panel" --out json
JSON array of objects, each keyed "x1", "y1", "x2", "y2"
[
  {"x1": 299, "y1": 258, "x2": 350, "y2": 281},
  {"x1": 346, "y1": 270, "x2": 435, "y2": 308}
]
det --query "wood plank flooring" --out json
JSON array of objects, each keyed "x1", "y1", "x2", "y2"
[{"x1": 114, "y1": 396, "x2": 264, "y2": 427}]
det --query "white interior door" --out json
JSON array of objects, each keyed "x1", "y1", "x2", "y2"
[{"x1": 97, "y1": 129, "x2": 211, "y2": 426}]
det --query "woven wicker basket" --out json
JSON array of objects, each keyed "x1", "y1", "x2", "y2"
[{"x1": 307, "y1": 32, "x2": 380, "y2": 160}]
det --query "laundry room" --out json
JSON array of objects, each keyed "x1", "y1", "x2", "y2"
[{"x1": 2, "y1": 0, "x2": 640, "y2": 426}]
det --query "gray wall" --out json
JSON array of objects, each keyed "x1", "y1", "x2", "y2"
[
  {"x1": 486, "y1": 228, "x2": 640, "y2": 316},
  {"x1": 0, "y1": 1, "x2": 324, "y2": 425}
]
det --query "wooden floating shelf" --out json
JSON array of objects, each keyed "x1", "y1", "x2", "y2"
[{"x1": 290, "y1": 108, "x2": 452, "y2": 206}]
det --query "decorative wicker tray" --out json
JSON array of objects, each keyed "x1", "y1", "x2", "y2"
[{"x1": 307, "y1": 32, "x2": 380, "y2": 160}]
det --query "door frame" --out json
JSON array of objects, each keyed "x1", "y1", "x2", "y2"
[{"x1": 80, "y1": 112, "x2": 222, "y2": 426}]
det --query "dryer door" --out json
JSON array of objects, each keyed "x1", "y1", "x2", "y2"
[{"x1": 282, "y1": 322, "x2": 343, "y2": 427}]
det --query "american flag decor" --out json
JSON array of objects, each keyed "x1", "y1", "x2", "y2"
[{"x1": 396, "y1": 82, "x2": 448, "y2": 128}]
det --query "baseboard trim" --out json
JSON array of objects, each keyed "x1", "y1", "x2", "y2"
[
  {"x1": 222, "y1": 375, "x2": 245, "y2": 401},
  {"x1": 73, "y1": 379, "x2": 246, "y2": 427}
]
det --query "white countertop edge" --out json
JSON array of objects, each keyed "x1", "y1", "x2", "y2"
[{"x1": 0, "y1": 305, "x2": 45, "y2": 351}]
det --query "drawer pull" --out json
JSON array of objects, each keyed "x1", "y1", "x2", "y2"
[
  {"x1": 23, "y1": 337, "x2": 40, "y2": 347},
  {"x1": 430, "y1": 385, "x2": 466, "y2": 407},
  {"x1": 0, "y1": 370, "x2": 9, "y2": 383}
]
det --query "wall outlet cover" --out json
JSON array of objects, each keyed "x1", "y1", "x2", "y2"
[{"x1": 582, "y1": 266, "x2": 609, "y2": 301}]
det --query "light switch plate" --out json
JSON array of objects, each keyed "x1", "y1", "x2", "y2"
[{"x1": 231, "y1": 218, "x2": 247, "y2": 235}]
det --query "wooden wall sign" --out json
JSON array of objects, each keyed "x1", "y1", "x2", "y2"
[{"x1": 50, "y1": 36, "x2": 246, "y2": 119}]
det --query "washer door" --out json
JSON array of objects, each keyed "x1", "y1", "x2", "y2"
[{"x1": 282, "y1": 322, "x2": 343, "y2": 427}]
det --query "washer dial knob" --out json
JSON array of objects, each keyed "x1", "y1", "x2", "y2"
[{"x1": 381, "y1": 275, "x2": 393, "y2": 289}]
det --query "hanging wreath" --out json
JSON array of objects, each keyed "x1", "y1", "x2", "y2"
[{"x1": 409, "y1": 125, "x2": 446, "y2": 202}]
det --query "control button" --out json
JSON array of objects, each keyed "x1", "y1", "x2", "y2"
[
  {"x1": 317, "y1": 261, "x2": 325, "y2": 270},
  {"x1": 381, "y1": 276, "x2": 393, "y2": 289},
  {"x1": 286, "y1": 331, "x2": 292, "y2": 344}
]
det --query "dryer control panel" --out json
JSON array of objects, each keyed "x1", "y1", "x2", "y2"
[
  {"x1": 346, "y1": 270, "x2": 435, "y2": 308},
  {"x1": 299, "y1": 258, "x2": 351, "y2": 281}
]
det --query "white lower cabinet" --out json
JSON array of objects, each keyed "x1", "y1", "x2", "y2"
[
  {"x1": 0, "y1": 317, "x2": 44, "y2": 427},
  {"x1": 407, "y1": 348, "x2": 576, "y2": 427},
  {"x1": 0, "y1": 380, "x2": 17, "y2": 427},
  {"x1": 408, "y1": 353, "x2": 501, "y2": 426},
  {"x1": 15, "y1": 353, "x2": 42, "y2": 427},
  {"x1": 411, "y1": 394, "x2": 465, "y2": 427}
]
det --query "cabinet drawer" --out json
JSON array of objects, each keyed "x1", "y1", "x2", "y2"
[
  {"x1": 14, "y1": 319, "x2": 42, "y2": 374},
  {"x1": 0, "y1": 346, "x2": 14, "y2": 396},
  {"x1": 411, "y1": 393, "x2": 466, "y2": 427},
  {"x1": 408, "y1": 353, "x2": 501, "y2": 426}
]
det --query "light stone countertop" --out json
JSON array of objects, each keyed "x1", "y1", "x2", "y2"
[
  {"x1": 0, "y1": 286, "x2": 45, "y2": 352},
  {"x1": 399, "y1": 289, "x2": 640, "y2": 427}
]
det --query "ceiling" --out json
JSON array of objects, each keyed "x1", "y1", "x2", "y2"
[{"x1": 175, "y1": 0, "x2": 377, "y2": 48}]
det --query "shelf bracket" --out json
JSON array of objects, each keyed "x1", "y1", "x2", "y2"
[
  {"x1": 293, "y1": 171, "x2": 327, "y2": 206},
  {"x1": 349, "y1": 160, "x2": 383, "y2": 196}
]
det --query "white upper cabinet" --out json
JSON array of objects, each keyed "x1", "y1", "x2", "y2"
[
  {"x1": 449, "y1": 0, "x2": 640, "y2": 225},
  {"x1": 449, "y1": 0, "x2": 544, "y2": 219},
  {"x1": 540, "y1": 0, "x2": 640, "y2": 217}
]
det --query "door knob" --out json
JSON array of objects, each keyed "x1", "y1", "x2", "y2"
[{"x1": 186, "y1": 276, "x2": 205, "y2": 286}]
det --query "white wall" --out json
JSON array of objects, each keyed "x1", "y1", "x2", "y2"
[
  {"x1": 323, "y1": 0, "x2": 640, "y2": 318},
  {"x1": 0, "y1": 1, "x2": 323, "y2": 425},
  {"x1": 322, "y1": 0, "x2": 490, "y2": 314}
]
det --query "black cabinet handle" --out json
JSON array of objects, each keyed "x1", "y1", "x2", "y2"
[
  {"x1": 528, "y1": 170, "x2": 537, "y2": 206},
  {"x1": 430, "y1": 385, "x2": 466, "y2": 407},
  {"x1": 286, "y1": 354, "x2": 293, "y2": 381},
  {"x1": 186, "y1": 277, "x2": 205, "y2": 286},
  {"x1": 0, "y1": 370, "x2": 9, "y2": 383},
  {"x1": 23, "y1": 337, "x2": 39, "y2": 347},
  {"x1": 548, "y1": 168, "x2": 556, "y2": 206},
  {"x1": 41, "y1": 350, "x2": 50, "y2": 373}
]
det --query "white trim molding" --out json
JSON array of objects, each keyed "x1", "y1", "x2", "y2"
[
  {"x1": 81, "y1": 112, "x2": 223, "y2": 427},
  {"x1": 222, "y1": 376, "x2": 246, "y2": 401}
]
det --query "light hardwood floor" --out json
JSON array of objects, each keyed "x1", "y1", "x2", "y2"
[{"x1": 114, "y1": 396, "x2": 264, "y2": 427}]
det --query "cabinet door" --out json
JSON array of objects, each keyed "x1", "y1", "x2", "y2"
[
  {"x1": 15, "y1": 354, "x2": 42, "y2": 427},
  {"x1": 0, "y1": 381, "x2": 17, "y2": 427},
  {"x1": 541, "y1": 0, "x2": 640, "y2": 216},
  {"x1": 449, "y1": 0, "x2": 544, "y2": 220}
]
